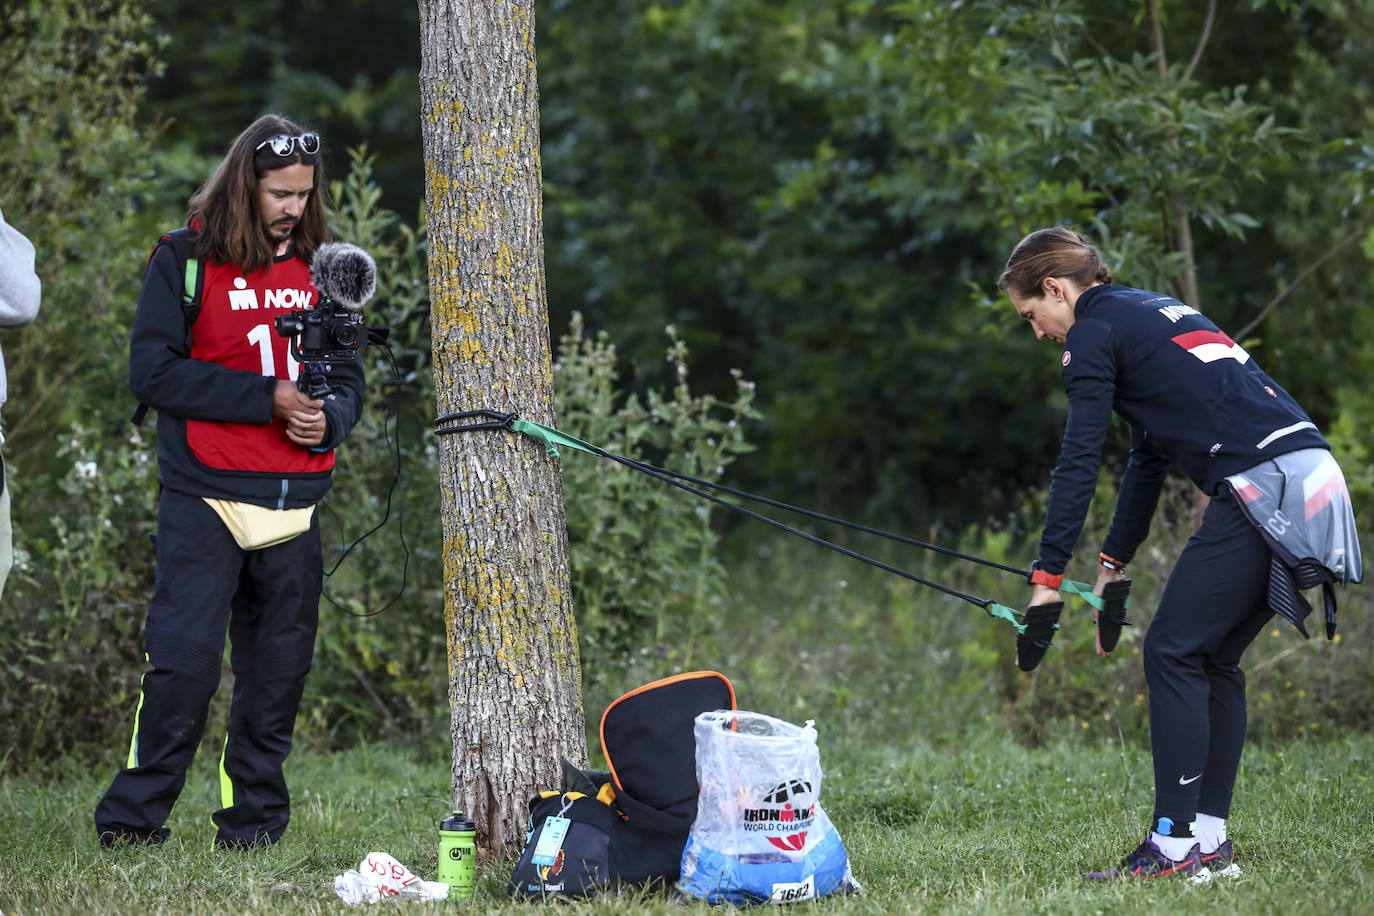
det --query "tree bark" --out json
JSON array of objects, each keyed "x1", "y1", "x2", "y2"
[{"x1": 417, "y1": 0, "x2": 587, "y2": 856}]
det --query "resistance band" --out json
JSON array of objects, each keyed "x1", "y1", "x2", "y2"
[{"x1": 434, "y1": 411, "x2": 1132, "y2": 670}]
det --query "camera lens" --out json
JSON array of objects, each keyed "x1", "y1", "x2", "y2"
[{"x1": 332, "y1": 322, "x2": 359, "y2": 348}]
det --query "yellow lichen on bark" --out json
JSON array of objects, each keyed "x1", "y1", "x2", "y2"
[{"x1": 419, "y1": 0, "x2": 585, "y2": 856}]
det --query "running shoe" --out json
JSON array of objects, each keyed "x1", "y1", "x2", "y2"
[
  {"x1": 1198, "y1": 839, "x2": 1241, "y2": 878},
  {"x1": 1086, "y1": 838, "x2": 1205, "y2": 880}
]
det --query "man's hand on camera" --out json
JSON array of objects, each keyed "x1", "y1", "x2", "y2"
[{"x1": 273, "y1": 379, "x2": 327, "y2": 447}]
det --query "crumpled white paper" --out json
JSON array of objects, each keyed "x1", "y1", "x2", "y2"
[{"x1": 333, "y1": 851, "x2": 451, "y2": 905}]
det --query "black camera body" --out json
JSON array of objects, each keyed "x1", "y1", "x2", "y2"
[
  {"x1": 274, "y1": 298, "x2": 366, "y2": 361},
  {"x1": 274, "y1": 297, "x2": 386, "y2": 397}
]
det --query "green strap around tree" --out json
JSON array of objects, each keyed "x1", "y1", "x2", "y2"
[{"x1": 511, "y1": 418, "x2": 603, "y2": 458}]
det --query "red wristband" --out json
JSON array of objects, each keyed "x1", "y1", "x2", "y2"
[
  {"x1": 1099, "y1": 552, "x2": 1127, "y2": 573},
  {"x1": 1029, "y1": 567, "x2": 1063, "y2": 589}
]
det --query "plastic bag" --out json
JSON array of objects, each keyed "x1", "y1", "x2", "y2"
[
  {"x1": 675, "y1": 710, "x2": 860, "y2": 905},
  {"x1": 332, "y1": 852, "x2": 450, "y2": 905}
]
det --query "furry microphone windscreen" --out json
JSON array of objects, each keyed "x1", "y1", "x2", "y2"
[{"x1": 310, "y1": 242, "x2": 377, "y2": 310}]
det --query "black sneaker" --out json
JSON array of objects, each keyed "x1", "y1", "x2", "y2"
[
  {"x1": 1086, "y1": 838, "x2": 1205, "y2": 880},
  {"x1": 215, "y1": 833, "x2": 279, "y2": 850},
  {"x1": 98, "y1": 825, "x2": 170, "y2": 848}
]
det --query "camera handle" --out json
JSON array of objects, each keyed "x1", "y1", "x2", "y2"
[
  {"x1": 297, "y1": 361, "x2": 336, "y2": 399},
  {"x1": 281, "y1": 334, "x2": 336, "y2": 399}
]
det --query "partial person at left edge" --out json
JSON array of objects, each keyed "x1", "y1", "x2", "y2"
[
  {"x1": 94, "y1": 114, "x2": 365, "y2": 850},
  {"x1": 0, "y1": 203, "x2": 43, "y2": 600}
]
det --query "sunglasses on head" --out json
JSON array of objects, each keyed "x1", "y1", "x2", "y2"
[{"x1": 255, "y1": 132, "x2": 320, "y2": 157}]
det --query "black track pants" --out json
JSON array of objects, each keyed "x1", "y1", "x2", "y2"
[
  {"x1": 94, "y1": 489, "x2": 322, "y2": 847},
  {"x1": 1145, "y1": 493, "x2": 1272, "y2": 829}
]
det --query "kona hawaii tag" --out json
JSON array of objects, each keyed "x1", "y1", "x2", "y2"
[{"x1": 531, "y1": 816, "x2": 571, "y2": 867}]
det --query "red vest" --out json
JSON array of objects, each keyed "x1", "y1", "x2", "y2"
[{"x1": 186, "y1": 257, "x2": 336, "y2": 474}]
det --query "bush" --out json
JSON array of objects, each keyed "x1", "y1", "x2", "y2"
[
  {"x1": 554, "y1": 313, "x2": 759, "y2": 694},
  {"x1": 1, "y1": 423, "x2": 159, "y2": 764},
  {"x1": 0, "y1": 0, "x2": 171, "y2": 766}
]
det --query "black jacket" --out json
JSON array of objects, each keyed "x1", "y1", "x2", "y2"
[
  {"x1": 130, "y1": 229, "x2": 364, "y2": 509},
  {"x1": 1038, "y1": 284, "x2": 1327, "y2": 574}
]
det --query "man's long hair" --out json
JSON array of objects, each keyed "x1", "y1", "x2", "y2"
[{"x1": 187, "y1": 114, "x2": 331, "y2": 275}]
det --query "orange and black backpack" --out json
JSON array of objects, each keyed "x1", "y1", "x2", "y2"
[{"x1": 506, "y1": 670, "x2": 735, "y2": 899}]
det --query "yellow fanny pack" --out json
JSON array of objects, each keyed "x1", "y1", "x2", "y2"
[{"x1": 203, "y1": 498, "x2": 315, "y2": 551}]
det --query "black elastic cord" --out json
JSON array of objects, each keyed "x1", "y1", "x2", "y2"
[
  {"x1": 436, "y1": 416, "x2": 999, "y2": 613},
  {"x1": 613, "y1": 453, "x2": 996, "y2": 608},
  {"x1": 632, "y1": 459, "x2": 1029, "y2": 578},
  {"x1": 433, "y1": 412, "x2": 1029, "y2": 581},
  {"x1": 434, "y1": 409, "x2": 515, "y2": 431},
  {"x1": 320, "y1": 341, "x2": 412, "y2": 618}
]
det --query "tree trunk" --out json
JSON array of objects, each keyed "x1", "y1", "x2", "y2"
[{"x1": 417, "y1": 0, "x2": 587, "y2": 857}]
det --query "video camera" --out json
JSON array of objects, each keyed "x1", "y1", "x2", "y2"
[
  {"x1": 274, "y1": 242, "x2": 388, "y2": 398},
  {"x1": 274, "y1": 299, "x2": 369, "y2": 360}
]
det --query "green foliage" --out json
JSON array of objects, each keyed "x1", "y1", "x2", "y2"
[
  {"x1": 0, "y1": 0, "x2": 169, "y2": 763},
  {"x1": 881, "y1": 0, "x2": 1288, "y2": 254},
  {"x1": 1, "y1": 424, "x2": 158, "y2": 765},
  {"x1": 553, "y1": 313, "x2": 759, "y2": 684},
  {"x1": 537, "y1": 0, "x2": 1374, "y2": 530},
  {"x1": 140, "y1": 0, "x2": 424, "y2": 218},
  {"x1": 754, "y1": 0, "x2": 1296, "y2": 517},
  {"x1": 0, "y1": 0, "x2": 175, "y2": 442},
  {"x1": 1270, "y1": 2, "x2": 1374, "y2": 529}
]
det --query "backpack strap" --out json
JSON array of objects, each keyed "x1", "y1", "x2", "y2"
[
  {"x1": 179, "y1": 254, "x2": 202, "y2": 323},
  {"x1": 131, "y1": 230, "x2": 203, "y2": 426},
  {"x1": 157, "y1": 227, "x2": 204, "y2": 326}
]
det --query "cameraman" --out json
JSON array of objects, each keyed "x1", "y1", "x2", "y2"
[{"x1": 95, "y1": 115, "x2": 364, "y2": 849}]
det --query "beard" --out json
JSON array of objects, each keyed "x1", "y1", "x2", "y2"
[{"x1": 265, "y1": 217, "x2": 297, "y2": 244}]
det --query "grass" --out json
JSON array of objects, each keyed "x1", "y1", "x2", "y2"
[
  {"x1": 4, "y1": 517, "x2": 1371, "y2": 914},
  {"x1": 2, "y1": 726, "x2": 1372, "y2": 913}
]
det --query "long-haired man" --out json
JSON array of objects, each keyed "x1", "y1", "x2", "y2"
[{"x1": 95, "y1": 114, "x2": 365, "y2": 849}]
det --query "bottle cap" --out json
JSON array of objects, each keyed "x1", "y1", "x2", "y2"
[{"x1": 440, "y1": 810, "x2": 475, "y2": 831}]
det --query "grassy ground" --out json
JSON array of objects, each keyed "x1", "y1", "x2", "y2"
[
  {"x1": 2, "y1": 729, "x2": 1371, "y2": 914},
  {"x1": 5, "y1": 519, "x2": 1370, "y2": 914}
]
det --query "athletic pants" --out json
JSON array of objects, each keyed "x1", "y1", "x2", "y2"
[
  {"x1": 1145, "y1": 492, "x2": 1272, "y2": 830},
  {"x1": 94, "y1": 488, "x2": 322, "y2": 847}
]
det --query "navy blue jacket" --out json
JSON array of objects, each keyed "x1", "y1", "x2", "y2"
[
  {"x1": 1038, "y1": 284, "x2": 1327, "y2": 575},
  {"x1": 130, "y1": 230, "x2": 365, "y2": 510}
]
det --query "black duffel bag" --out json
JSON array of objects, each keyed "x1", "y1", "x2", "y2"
[{"x1": 507, "y1": 670, "x2": 736, "y2": 899}]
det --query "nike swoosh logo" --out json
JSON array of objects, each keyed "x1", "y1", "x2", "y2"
[{"x1": 1179, "y1": 773, "x2": 1202, "y2": 785}]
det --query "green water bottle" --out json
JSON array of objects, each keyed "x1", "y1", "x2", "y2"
[{"x1": 438, "y1": 810, "x2": 477, "y2": 899}]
